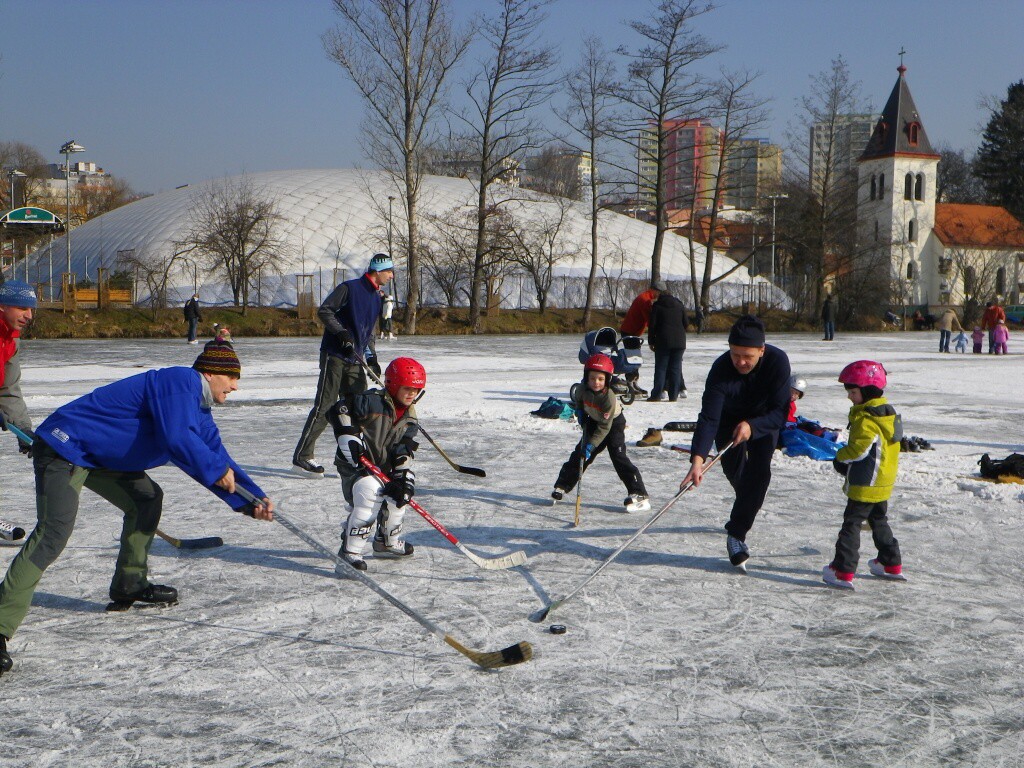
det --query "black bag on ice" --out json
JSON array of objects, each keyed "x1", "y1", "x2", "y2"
[{"x1": 978, "y1": 453, "x2": 1024, "y2": 479}]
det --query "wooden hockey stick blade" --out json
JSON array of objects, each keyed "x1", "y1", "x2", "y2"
[
  {"x1": 236, "y1": 487, "x2": 532, "y2": 669},
  {"x1": 155, "y1": 529, "x2": 224, "y2": 550}
]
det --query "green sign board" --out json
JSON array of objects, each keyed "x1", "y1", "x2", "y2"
[{"x1": 4, "y1": 207, "x2": 58, "y2": 223}]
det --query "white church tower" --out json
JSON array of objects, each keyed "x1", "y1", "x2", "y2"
[{"x1": 857, "y1": 62, "x2": 942, "y2": 309}]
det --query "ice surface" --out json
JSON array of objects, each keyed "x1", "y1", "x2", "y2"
[{"x1": 1, "y1": 332, "x2": 1022, "y2": 766}]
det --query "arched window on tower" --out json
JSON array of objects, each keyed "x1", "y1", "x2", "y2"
[
  {"x1": 915, "y1": 173, "x2": 924, "y2": 201},
  {"x1": 904, "y1": 173, "x2": 914, "y2": 200},
  {"x1": 908, "y1": 220, "x2": 917, "y2": 242},
  {"x1": 870, "y1": 175, "x2": 877, "y2": 200},
  {"x1": 908, "y1": 122, "x2": 921, "y2": 146},
  {"x1": 879, "y1": 173, "x2": 885, "y2": 199}
]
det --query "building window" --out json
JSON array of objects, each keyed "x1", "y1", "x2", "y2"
[
  {"x1": 879, "y1": 173, "x2": 885, "y2": 199},
  {"x1": 907, "y1": 261, "x2": 915, "y2": 280},
  {"x1": 908, "y1": 121, "x2": 921, "y2": 146},
  {"x1": 904, "y1": 173, "x2": 914, "y2": 200},
  {"x1": 870, "y1": 175, "x2": 877, "y2": 200},
  {"x1": 997, "y1": 266, "x2": 1006, "y2": 296},
  {"x1": 908, "y1": 220, "x2": 917, "y2": 242},
  {"x1": 915, "y1": 173, "x2": 924, "y2": 201}
]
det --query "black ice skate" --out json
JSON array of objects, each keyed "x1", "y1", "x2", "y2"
[
  {"x1": 726, "y1": 535, "x2": 749, "y2": 571},
  {"x1": 107, "y1": 583, "x2": 178, "y2": 611}
]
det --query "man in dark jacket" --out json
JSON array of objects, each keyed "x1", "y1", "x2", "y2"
[
  {"x1": 183, "y1": 294, "x2": 202, "y2": 344},
  {"x1": 821, "y1": 294, "x2": 836, "y2": 341},
  {"x1": 682, "y1": 315, "x2": 791, "y2": 570},
  {"x1": 647, "y1": 289, "x2": 688, "y2": 401},
  {"x1": 292, "y1": 254, "x2": 395, "y2": 475},
  {"x1": 0, "y1": 340, "x2": 274, "y2": 677}
]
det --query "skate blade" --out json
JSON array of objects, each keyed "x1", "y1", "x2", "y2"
[
  {"x1": 290, "y1": 465, "x2": 325, "y2": 479},
  {"x1": 105, "y1": 599, "x2": 179, "y2": 612},
  {"x1": 731, "y1": 561, "x2": 748, "y2": 573}
]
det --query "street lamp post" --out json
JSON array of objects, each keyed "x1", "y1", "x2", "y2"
[
  {"x1": 7, "y1": 169, "x2": 26, "y2": 210},
  {"x1": 6, "y1": 170, "x2": 27, "y2": 282},
  {"x1": 60, "y1": 140, "x2": 86, "y2": 275},
  {"x1": 767, "y1": 193, "x2": 789, "y2": 289}
]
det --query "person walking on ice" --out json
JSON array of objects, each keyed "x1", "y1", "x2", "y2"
[
  {"x1": 551, "y1": 353, "x2": 650, "y2": 513},
  {"x1": 681, "y1": 315, "x2": 791, "y2": 570},
  {"x1": 0, "y1": 339, "x2": 274, "y2": 677},
  {"x1": 328, "y1": 357, "x2": 424, "y2": 570},
  {"x1": 823, "y1": 360, "x2": 906, "y2": 589}
]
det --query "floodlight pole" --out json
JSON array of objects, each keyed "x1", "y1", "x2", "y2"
[
  {"x1": 60, "y1": 139, "x2": 85, "y2": 275},
  {"x1": 767, "y1": 193, "x2": 788, "y2": 288}
]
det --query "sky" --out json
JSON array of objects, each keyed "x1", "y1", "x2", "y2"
[{"x1": 2, "y1": 0, "x2": 1021, "y2": 195}]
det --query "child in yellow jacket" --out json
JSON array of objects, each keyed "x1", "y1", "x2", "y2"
[{"x1": 822, "y1": 360, "x2": 907, "y2": 590}]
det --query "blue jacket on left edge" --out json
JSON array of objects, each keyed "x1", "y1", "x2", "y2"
[{"x1": 37, "y1": 367, "x2": 264, "y2": 510}]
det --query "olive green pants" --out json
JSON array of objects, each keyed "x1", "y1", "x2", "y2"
[
  {"x1": 293, "y1": 351, "x2": 366, "y2": 464},
  {"x1": 0, "y1": 441, "x2": 163, "y2": 638}
]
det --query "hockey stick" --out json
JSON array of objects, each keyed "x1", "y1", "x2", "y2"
[
  {"x1": 358, "y1": 456, "x2": 527, "y2": 570},
  {"x1": 235, "y1": 487, "x2": 532, "y2": 669},
  {"x1": 531, "y1": 442, "x2": 734, "y2": 623},
  {"x1": 662, "y1": 421, "x2": 698, "y2": 432},
  {"x1": 7, "y1": 424, "x2": 224, "y2": 551},
  {"x1": 357, "y1": 357, "x2": 486, "y2": 478},
  {"x1": 573, "y1": 425, "x2": 587, "y2": 528}
]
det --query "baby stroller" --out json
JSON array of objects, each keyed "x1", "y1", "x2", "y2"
[{"x1": 571, "y1": 327, "x2": 644, "y2": 406}]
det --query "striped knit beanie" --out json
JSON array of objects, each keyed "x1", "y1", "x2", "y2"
[
  {"x1": 0, "y1": 279, "x2": 37, "y2": 309},
  {"x1": 193, "y1": 339, "x2": 241, "y2": 378}
]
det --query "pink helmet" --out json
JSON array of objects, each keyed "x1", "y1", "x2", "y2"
[{"x1": 838, "y1": 360, "x2": 887, "y2": 389}]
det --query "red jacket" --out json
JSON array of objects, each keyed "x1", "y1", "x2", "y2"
[
  {"x1": 982, "y1": 305, "x2": 1006, "y2": 330},
  {"x1": 620, "y1": 289, "x2": 659, "y2": 336},
  {"x1": 0, "y1": 317, "x2": 19, "y2": 390}
]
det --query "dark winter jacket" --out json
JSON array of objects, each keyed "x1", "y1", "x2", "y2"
[
  {"x1": 648, "y1": 293, "x2": 688, "y2": 351},
  {"x1": 572, "y1": 382, "x2": 622, "y2": 450},
  {"x1": 821, "y1": 297, "x2": 835, "y2": 323},
  {"x1": 835, "y1": 397, "x2": 902, "y2": 503},
  {"x1": 318, "y1": 274, "x2": 382, "y2": 363},
  {"x1": 183, "y1": 297, "x2": 202, "y2": 322},
  {"x1": 332, "y1": 388, "x2": 419, "y2": 496},
  {"x1": 0, "y1": 316, "x2": 31, "y2": 434},
  {"x1": 36, "y1": 367, "x2": 264, "y2": 510},
  {"x1": 690, "y1": 344, "x2": 792, "y2": 459}
]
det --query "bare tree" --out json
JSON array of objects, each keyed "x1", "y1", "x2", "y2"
[
  {"x1": 612, "y1": 0, "x2": 721, "y2": 283},
  {"x1": 505, "y1": 196, "x2": 579, "y2": 312},
  {"x1": 179, "y1": 177, "x2": 290, "y2": 314},
  {"x1": 417, "y1": 205, "x2": 476, "y2": 306},
  {"x1": 519, "y1": 143, "x2": 583, "y2": 199},
  {"x1": 936, "y1": 144, "x2": 986, "y2": 203},
  {"x1": 458, "y1": 0, "x2": 557, "y2": 330},
  {"x1": 115, "y1": 247, "x2": 191, "y2": 312},
  {"x1": 561, "y1": 36, "x2": 618, "y2": 327},
  {"x1": 323, "y1": 0, "x2": 470, "y2": 334},
  {"x1": 0, "y1": 141, "x2": 49, "y2": 209}
]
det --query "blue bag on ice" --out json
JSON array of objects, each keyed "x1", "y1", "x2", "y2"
[
  {"x1": 531, "y1": 397, "x2": 576, "y2": 420},
  {"x1": 780, "y1": 426, "x2": 845, "y2": 460}
]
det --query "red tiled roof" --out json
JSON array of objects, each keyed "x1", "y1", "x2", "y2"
[{"x1": 933, "y1": 203, "x2": 1024, "y2": 249}]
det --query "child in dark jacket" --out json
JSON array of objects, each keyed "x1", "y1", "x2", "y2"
[
  {"x1": 328, "y1": 357, "x2": 424, "y2": 571},
  {"x1": 552, "y1": 353, "x2": 650, "y2": 513},
  {"x1": 823, "y1": 360, "x2": 906, "y2": 590}
]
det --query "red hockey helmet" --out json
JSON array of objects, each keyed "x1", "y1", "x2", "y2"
[
  {"x1": 838, "y1": 360, "x2": 887, "y2": 389},
  {"x1": 385, "y1": 357, "x2": 427, "y2": 397},
  {"x1": 584, "y1": 353, "x2": 615, "y2": 377}
]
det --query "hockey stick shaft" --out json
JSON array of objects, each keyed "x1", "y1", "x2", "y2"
[
  {"x1": 235, "y1": 487, "x2": 531, "y2": 669},
  {"x1": 9, "y1": 425, "x2": 223, "y2": 551},
  {"x1": 534, "y1": 443, "x2": 734, "y2": 622},
  {"x1": 358, "y1": 456, "x2": 526, "y2": 570},
  {"x1": 573, "y1": 425, "x2": 587, "y2": 528},
  {"x1": 357, "y1": 358, "x2": 486, "y2": 477}
]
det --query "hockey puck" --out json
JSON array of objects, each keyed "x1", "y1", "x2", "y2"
[{"x1": 549, "y1": 624, "x2": 567, "y2": 635}]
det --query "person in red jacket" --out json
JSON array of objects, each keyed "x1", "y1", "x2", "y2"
[
  {"x1": 981, "y1": 300, "x2": 1006, "y2": 354},
  {"x1": 0, "y1": 280, "x2": 36, "y2": 543},
  {"x1": 619, "y1": 280, "x2": 664, "y2": 395}
]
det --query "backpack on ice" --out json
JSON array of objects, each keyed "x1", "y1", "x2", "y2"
[
  {"x1": 531, "y1": 397, "x2": 576, "y2": 420},
  {"x1": 978, "y1": 453, "x2": 1024, "y2": 480}
]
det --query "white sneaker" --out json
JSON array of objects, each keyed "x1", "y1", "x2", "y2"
[
  {"x1": 0, "y1": 518, "x2": 26, "y2": 542},
  {"x1": 868, "y1": 558, "x2": 907, "y2": 581},
  {"x1": 822, "y1": 565, "x2": 855, "y2": 590},
  {"x1": 624, "y1": 494, "x2": 651, "y2": 513}
]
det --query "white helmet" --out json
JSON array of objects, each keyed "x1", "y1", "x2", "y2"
[{"x1": 788, "y1": 375, "x2": 807, "y2": 397}]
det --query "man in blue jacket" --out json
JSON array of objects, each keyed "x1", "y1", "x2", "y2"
[
  {"x1": 292, "y1": 253, "x2": 395, "y2": 476},
  {"x1": 682, "y1": 315, "x2": 791, "y2": 570},
  {"x1": 0, "y1": 339, "x2": 273, "y2": 677}
]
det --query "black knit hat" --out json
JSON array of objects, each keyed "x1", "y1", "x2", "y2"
[
  {"x1": 728, "y1": 314, "x2": 766, "y2": 347},
  {"x1": 193, "y1": 339, "x2": 241, "y2": 378}
]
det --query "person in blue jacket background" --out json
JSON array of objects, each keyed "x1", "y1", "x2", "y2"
[
  {"x1": 0, "y1": 339, "x2": 273, "y2": 677},
  {"x1": 682, "y1": 315, "x2": 791, "y2": 570}
]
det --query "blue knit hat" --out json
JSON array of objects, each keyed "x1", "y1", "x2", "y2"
[
  {"x1": 368, "y1": 253, "x2": 394, "y2": 272},
  {"x1": 0, "y1": 280, "x2": 37, "y2": 309}
]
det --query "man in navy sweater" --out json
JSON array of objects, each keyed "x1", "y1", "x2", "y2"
[
  {"x1": 292, "y1": 254, "x2": 395, "y2": 476},
  {"x1": 0, "y1": 340, "x2": 273, "y2": 677},
  {"x1": 682, "y1": 315, "x2": 791, "y2": 570}
]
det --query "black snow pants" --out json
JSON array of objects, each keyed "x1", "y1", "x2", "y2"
[
  {"x1": 830, "y1": 499, "x2": 901, "y2": 573},
  {"x1": 555, "y1": 414, "x2": 646, "y2": 497},
  {"x1": 718, "y1": 431, "x2": 777, "y2": 541}
]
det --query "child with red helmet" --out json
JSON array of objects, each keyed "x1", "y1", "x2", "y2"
[
  {"x1": 823, "y1": 360, "x2": 906, "y2": 590},
  {"x1": 327, "y1": 357, "x2": 424, "y2": 570},
  {"x1": 551, "y1": 353, "x2": 650, "y2": 513}
]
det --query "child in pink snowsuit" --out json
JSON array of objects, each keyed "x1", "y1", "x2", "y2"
[
  {"x1": 992, "y1": 320, "x2": 1009, "y2": 355},
  {"x1": 971, "y1": 326, "x2": 984, "y2": 354}
]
